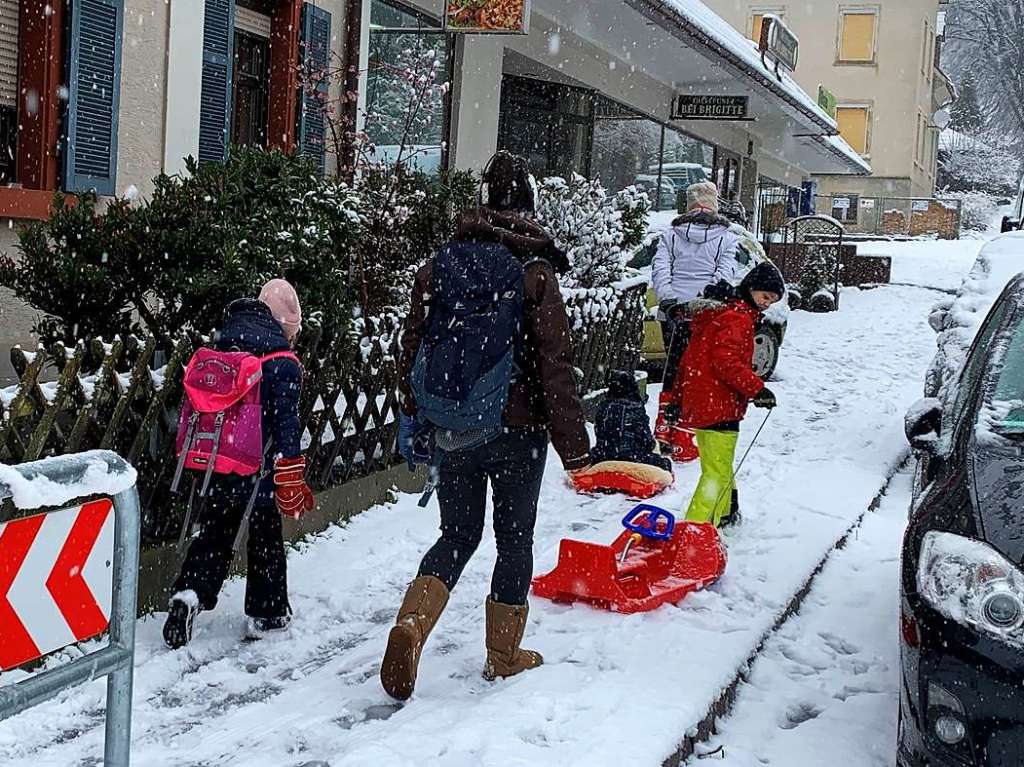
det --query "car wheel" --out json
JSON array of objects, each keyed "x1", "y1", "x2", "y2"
[{"x1": 753, "y1": 325, "x2": 781, "y2": 380}]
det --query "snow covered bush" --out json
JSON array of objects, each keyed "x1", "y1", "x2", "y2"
[
  {"x1": 797, "y1": 244, "x2": 836, "y2": 311},
  {"x1": 351, "y1": 167, "x2": 476, "y2": 316},
  {"x1": 1, "y1": 149, "x2": 366, "y2": 351},
  {"x1": 0, "y1": 194, "x2": 141, "y2": 345},
  {"x1": 535, "y1": 175, "x2": 650, "y2": 289},
  {"x1": 938, "y1": 189, "x2": 1000, "y2": 234},
  {"x1": 0, "y1": 149, "x2": 476, "y2": 354}
]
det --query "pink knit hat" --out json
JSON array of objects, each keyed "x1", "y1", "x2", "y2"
[{"x1": 258, "y1": 278, "x2": 302, "y2": 342}]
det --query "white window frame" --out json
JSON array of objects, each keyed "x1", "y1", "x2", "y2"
[{"x1": 836, "y1": 4, "x2": 881, "y2": 66}]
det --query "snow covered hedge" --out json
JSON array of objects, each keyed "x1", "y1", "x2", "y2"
[
  {"x1": 0, "y1": 149, "x2": 477, "y2": 364},
  {"x1": 535, "y1": 175, "x2": 650, "y2": 289}
]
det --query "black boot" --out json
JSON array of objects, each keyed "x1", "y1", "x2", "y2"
[
  {"x1": 245, "y1": 614, "x2": 292, "y2": 640},
  {"x1": 163, "y1": 592, "x2": 201, "y2": 649},
  {"x1": 720, "y1": 490, "x2": 743, "y2": 528}
]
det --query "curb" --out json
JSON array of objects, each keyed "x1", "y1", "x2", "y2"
[{"x1": 662, "y1": 453, "x2": 911, "y2": 766}]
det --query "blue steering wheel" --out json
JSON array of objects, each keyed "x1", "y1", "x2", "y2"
[{"x1": 621, "y1": 504, "x2": 676, "y2": 541}]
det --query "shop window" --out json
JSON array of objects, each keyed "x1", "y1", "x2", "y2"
[
  {"x1": 750, "y1": 8, "x2": 785, "y2": 44},
  {"x1": 591, "y1": 98, "x2": 663, "y2": 204},
  {"x1": 831, "y1": 194, "x2": 859, "y2": 224},
  {"x1": 365, "y1": 0, "x2": 450, "y2": 175},
  {"x1": 838, "y1": 8, "x2": 878, "y2": 64},
  {"x1": 836, "y1": 104, "x2": 870, "y2": 156},
  {"x1": 497, "y1": 75, "x2": 594, "y2": 181},
  {"x1": 662, "y1": 128, "x2": 713, "y2": 210}
]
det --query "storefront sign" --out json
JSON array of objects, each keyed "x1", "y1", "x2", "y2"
[
  {"x1": 759, "y1": 14, "x2": 799, "y2": 75},
  {"x1": 818, "y1": 85, "x2": 837, "y2": 120},
  {"x1": 671, "y1": 95, "x2": 749, "y2": 121},
  {"x1": 444, "y1": 0, "x2": 531, "y2": 34}
]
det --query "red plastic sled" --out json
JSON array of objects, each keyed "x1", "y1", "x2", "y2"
[
  {"x1": 532, "y1": 505, "x2": 726, "y2": 614},
  {"x1": 572, "y1": 461, "x2": 673, "y2": 499}
]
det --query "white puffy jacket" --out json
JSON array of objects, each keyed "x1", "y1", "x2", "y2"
[{"x1": 652, "y1": 213, "x2": 741, "y2": 310}]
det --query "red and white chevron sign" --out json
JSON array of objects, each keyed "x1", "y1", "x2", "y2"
[{"x1": 0, "y1": 499, "x2": 115, "y2": 670}]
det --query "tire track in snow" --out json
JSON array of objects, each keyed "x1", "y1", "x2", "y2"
[
  {"x1": 688, "y1": 470, "x2": 911, "y2": 766},
  {"x1": 662, "y1": 459, "x2": 910, "y2": 767}
]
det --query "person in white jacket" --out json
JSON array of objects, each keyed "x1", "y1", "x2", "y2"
[{"x1": 651, "y1": 181, "x2": 741, "y2": 461}]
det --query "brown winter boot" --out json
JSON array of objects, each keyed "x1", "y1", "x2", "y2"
[
  {"x1": 483, "y1": 598, "x2": 544, "y2": 681},
  {"x1": 380, "y1": 575, "x2": 449, "y2": 701}
]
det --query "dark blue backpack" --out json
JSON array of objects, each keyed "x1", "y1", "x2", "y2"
[{"x1": 411, "y1": 240, "x2": 524, "y2": 452}]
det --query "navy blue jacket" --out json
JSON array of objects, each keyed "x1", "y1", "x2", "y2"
[
  {"x1": 591, "y1": 372, "x2": 671, "y2": 472},
  {"x1": 211, "y1": 299, "x2": 303, "y2": 505}
]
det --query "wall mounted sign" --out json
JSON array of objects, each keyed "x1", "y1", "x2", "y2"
[
  {"x1": 759, "y1": 14, "x2": 799, "y2": 79},
  {"x1": 671, "y1": 94, "x2": 750, "y2": 121},
  {"x1": 818, "y1": 85, "x2": 837, "y2": 120},
  {"x1": 444, "y1": 0, "x2": 531, "y2": 34}
]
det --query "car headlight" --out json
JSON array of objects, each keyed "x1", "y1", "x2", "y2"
[{"x1": 918, "y1": 531, "x2": 1024, "y2": 644}]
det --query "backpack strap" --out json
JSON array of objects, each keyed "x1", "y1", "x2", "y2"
[
  {"x1": 259, "y1": 351, "x2": 301, "y2": 367},
  {"x1": 259, "y1": 351, "x2": 302, "y2": 378}
]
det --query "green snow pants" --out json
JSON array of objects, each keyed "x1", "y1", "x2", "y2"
[{"x1": 685, "y1": 429, "x2": 739, "y2": 527}]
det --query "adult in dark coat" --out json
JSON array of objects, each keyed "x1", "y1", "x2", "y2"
[
  {"x1": 380, "y1": 151, "x2": 591, "y2": 701},
  {"x1": 163, "y1": 282, "x2": 312, "y2": 649}
]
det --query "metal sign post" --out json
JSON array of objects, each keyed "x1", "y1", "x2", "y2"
[{"x1": 0, "y1": 451, "x2": 140, "y2": 767}]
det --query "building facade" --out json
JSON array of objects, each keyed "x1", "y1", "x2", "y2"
[
  {"x1": 0, "y1": 0, "x2": 870, "y2": 367},
  {"x1": 706, "y1": 0, "x2": 952, "y2": 202}
]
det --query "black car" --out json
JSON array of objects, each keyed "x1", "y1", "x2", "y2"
[{"x1": 900, "y1": 273, "x2": 1024, "y2": 766}]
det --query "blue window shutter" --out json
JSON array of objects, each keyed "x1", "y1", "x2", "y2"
[
  {"x1": 298, "y1": 4, "x2": 331, "y2": 174},
  {"x1": 64, "y1": 0, "x2": 124, "y2": 195},
  {"x1": 199, "y1": 0, "x2": 234, "y2": 163}
]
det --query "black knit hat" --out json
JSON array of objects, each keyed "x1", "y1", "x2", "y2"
[
  {"x1": 608, "y1": 369, "x2": 643, "y2": 402},
  {"x1": 740, "y1": 262, "x2": 786, "y2": 302}
]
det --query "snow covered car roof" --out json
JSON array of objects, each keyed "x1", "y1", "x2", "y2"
[{"x1": 925, "y1": 231, "x2": 1024, "y2": 399}]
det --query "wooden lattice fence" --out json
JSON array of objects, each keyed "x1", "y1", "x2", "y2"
[{"x1": 0, "y1": 283, "x2": 647, "y2": 541}]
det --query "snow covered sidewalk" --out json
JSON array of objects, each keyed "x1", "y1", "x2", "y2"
[
  {"x1": 0, "y1": 272, "x2": 966, "y2": 767},
  {"x1": 697, "y1": 469, "x2": 912, "y2": 766}
]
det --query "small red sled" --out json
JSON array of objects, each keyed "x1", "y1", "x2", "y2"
[{"x1": 532, "y1": 505, "x2": 727, "y2": 614}]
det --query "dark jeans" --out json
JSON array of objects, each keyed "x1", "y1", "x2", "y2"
[
  {"x1": 660, "y1": 318, "x2": 691, "y2": 390},
  {"x1": 418, "y1": 428, "x2": 548, "y2": 605},
  {"x1": 172, "y1": 485, "x2": 290, "y2": 619}
]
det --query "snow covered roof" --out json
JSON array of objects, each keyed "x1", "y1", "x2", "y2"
[{"x1": 631, "y1": 0, "x2": 871, "y2": 175}]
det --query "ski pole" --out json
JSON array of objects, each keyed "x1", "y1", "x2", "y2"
[{"x1": 713, "y1": 408, "x2": 774, "y2": 514}]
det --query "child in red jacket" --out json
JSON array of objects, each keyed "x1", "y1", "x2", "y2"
[{"x1": 669, "y1": 262, "x2": 785, "y2": 527}]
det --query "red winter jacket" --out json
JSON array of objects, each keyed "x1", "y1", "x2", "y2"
[{"x1": 669, "y1": 299, "x2": 766, "y2": 429}]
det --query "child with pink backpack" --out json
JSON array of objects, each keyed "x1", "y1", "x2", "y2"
[{"x1": 163, "y1": 279, "x2": 315, "y2": 649}]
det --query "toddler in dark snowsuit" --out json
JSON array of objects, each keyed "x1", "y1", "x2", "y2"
[{"x1": 591, "y1": 370, "x2": 671, "y2": 472}]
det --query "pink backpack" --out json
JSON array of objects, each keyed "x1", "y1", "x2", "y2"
[{"x1": 171, "y1": 348, "x2": 300, "y2": 496}]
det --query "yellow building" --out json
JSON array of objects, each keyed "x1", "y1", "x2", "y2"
[{"x1": 706, "y1": 0, "x2": 953, "y2": 202}]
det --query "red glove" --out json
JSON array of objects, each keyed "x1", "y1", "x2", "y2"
[{"x1": 273, "y1": 456, "x2": 315, "y2": 519}]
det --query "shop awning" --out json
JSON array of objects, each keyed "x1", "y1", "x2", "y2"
[{"x1": 623, "y1": 0, "x2": 871, "y2": 175}]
